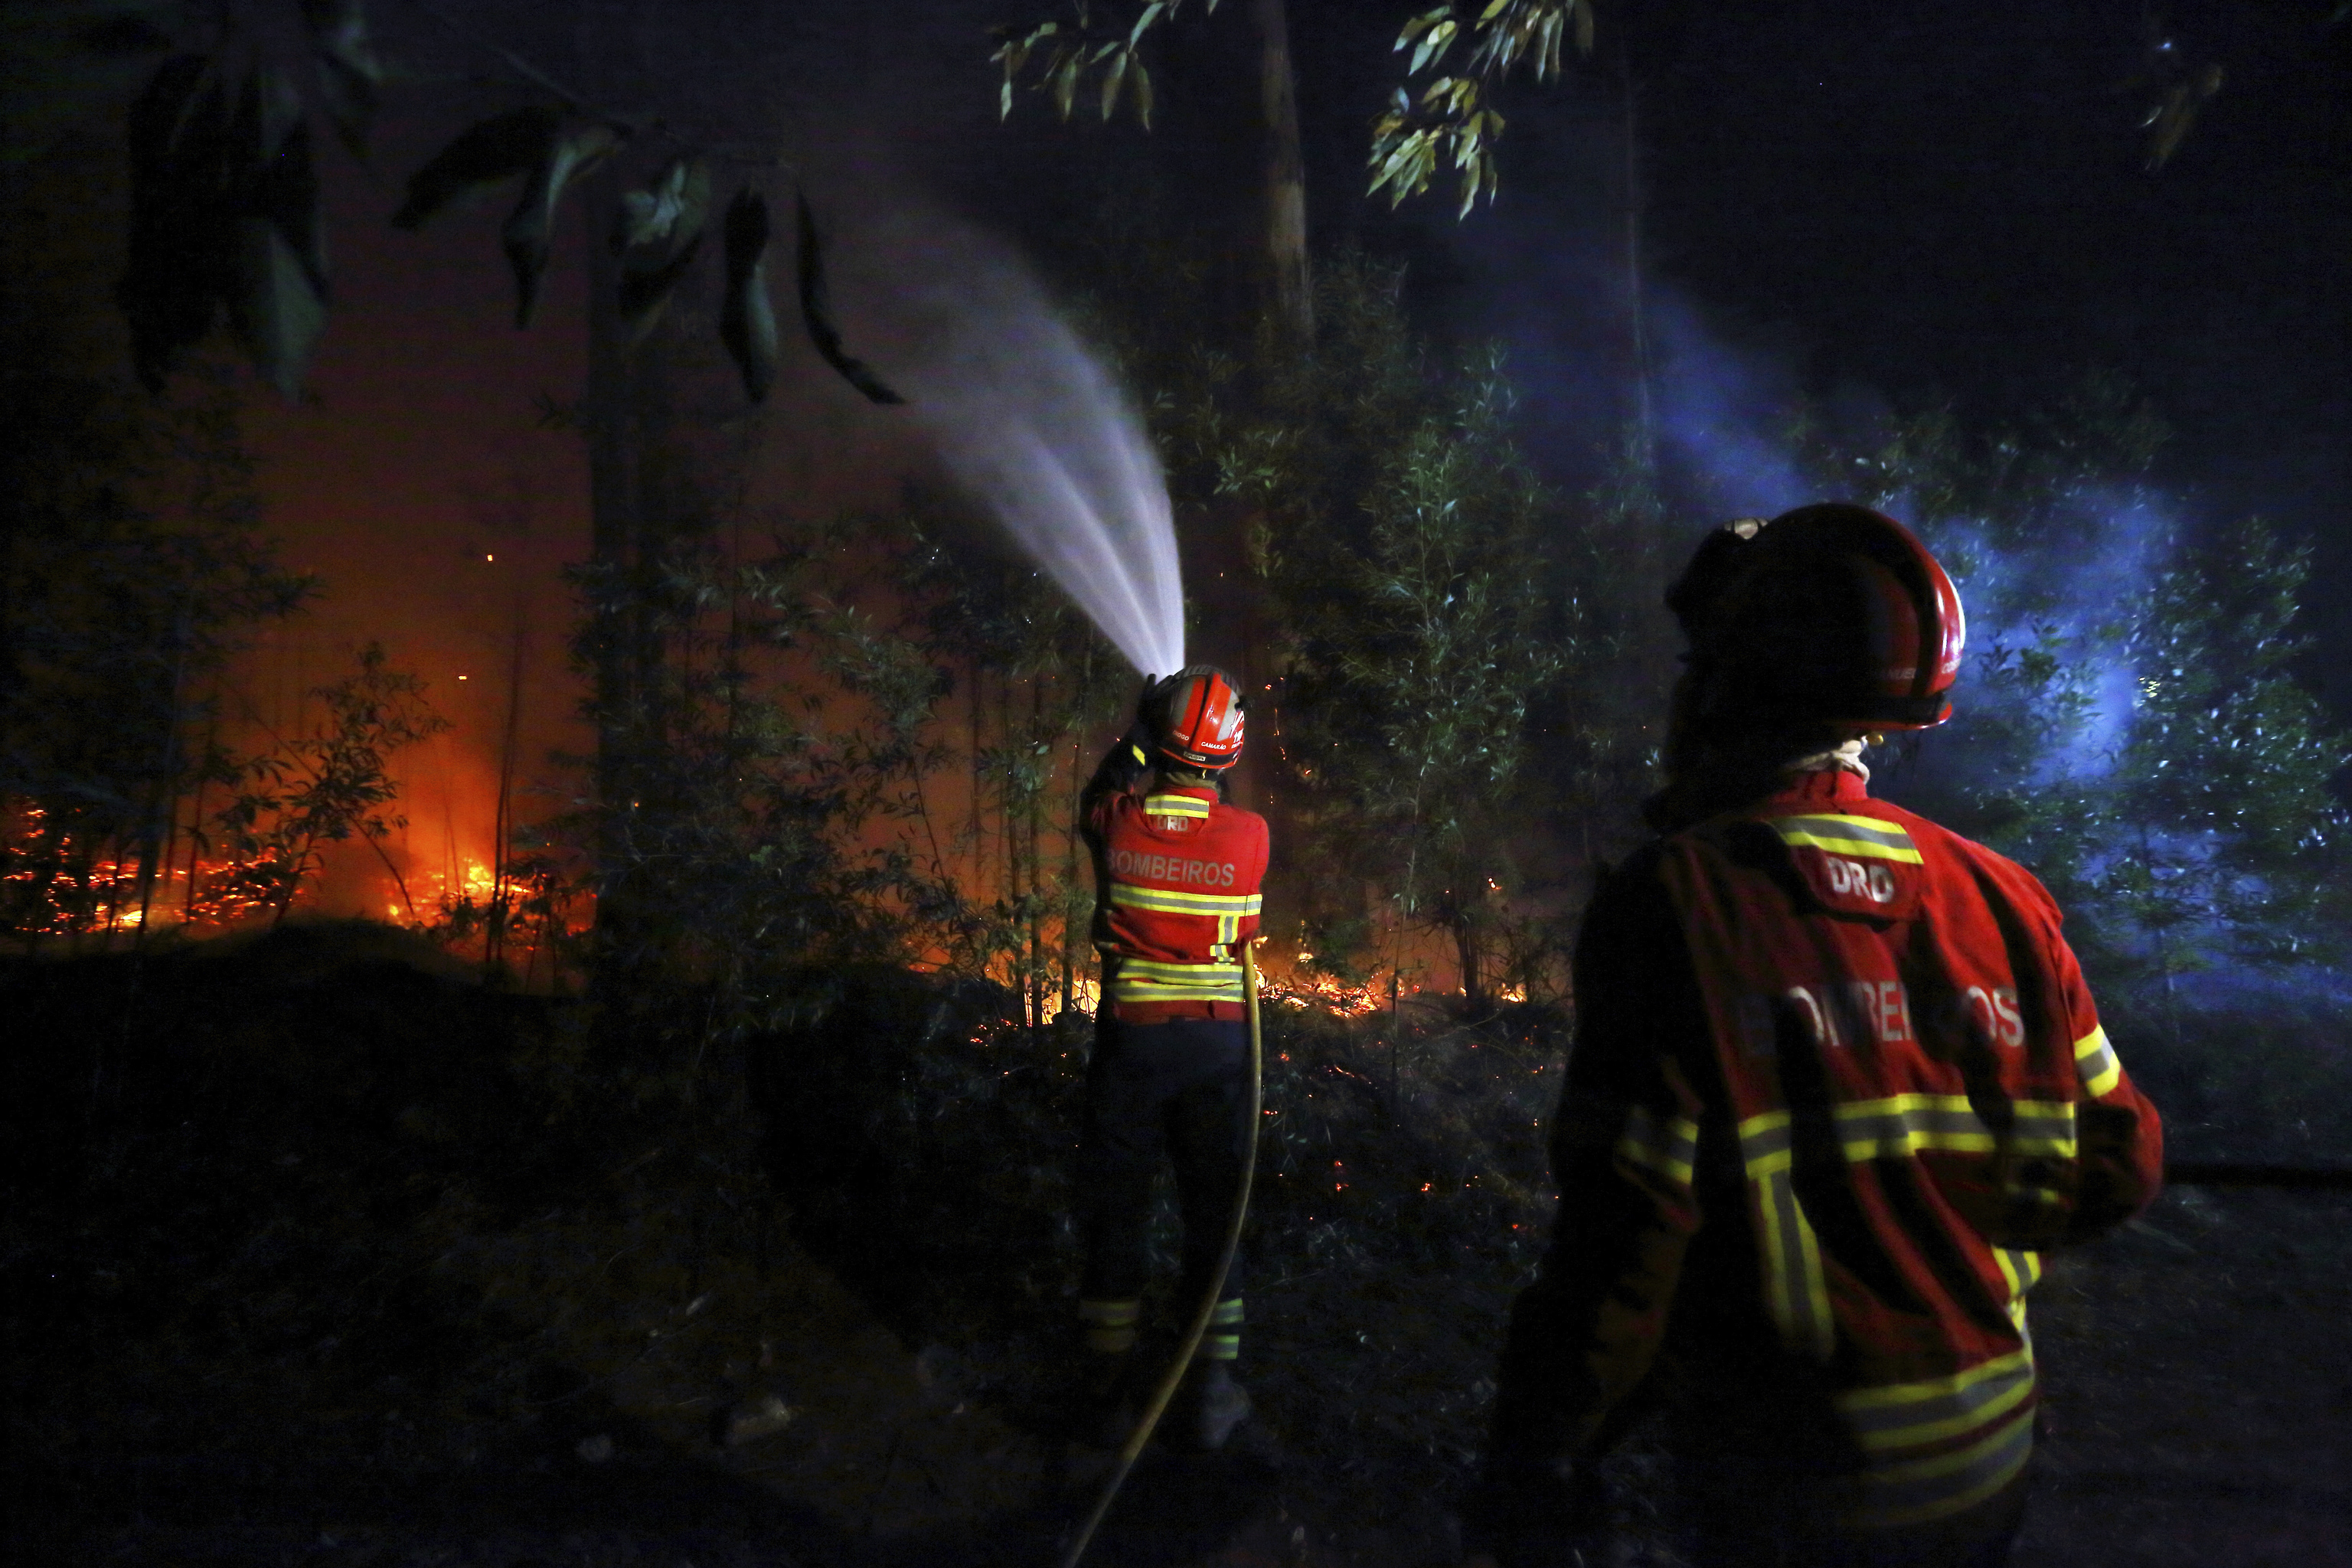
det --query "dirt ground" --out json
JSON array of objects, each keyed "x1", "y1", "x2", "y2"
[{"x1": 5, "y1": 939, "x2": 2347, "y2": 1567}]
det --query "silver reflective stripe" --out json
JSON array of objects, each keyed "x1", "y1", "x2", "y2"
[
  {"x1": 1108, "y1": 884, "x2": 1263, "y2": 916},
  {"x1": 1755, "y1": 1165, "x2": 1834, "y2": 1360},
  {"x1": 1851, "y1": 1405, "x2": 2035, "y2": 1529},
  {"x1": 2073, "y1": 1025, "x2": 2122, "y2": 1099},
  {"x1": 1110, "y1": 958, "x2": 1246, "y2": 1004},
  {"x1": 1830, "y1": 1094, "x2": 2079, "y2": 1163},
  {"x1": 1992, "y1": 1248, "x2": 2041, "y2": 1338},
  {"x1": 1615, "y1": 1105, "x2": 1700, "y2": 1187},
  {"x1": 1839, "y1": 1348, "x2": 2036, "y2": 1453},
  {"x1": 1768, "y1": 814, "x2": 1926, "y2": 864},
  {"x1": 1739, "y1": 1110, "x2": 1795, "y2": 1175}
]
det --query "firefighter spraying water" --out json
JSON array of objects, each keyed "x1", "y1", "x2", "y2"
[
  {"x1": 1057, "y1": 665, "x2": 1269, "y2": 1563},
  {"x1": 1466, "y1": 505, "x2": 2164, "y2": 1568}
]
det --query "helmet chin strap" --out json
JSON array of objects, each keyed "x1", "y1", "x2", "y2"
[{"x1": 1780, "y1": 735, "x2": 1872, "y2": 783}]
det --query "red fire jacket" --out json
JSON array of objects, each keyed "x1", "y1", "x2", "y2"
[
  {"x1": 1512, "y1": 769, "x2": 2161, "y2": 1533},
  {"x1": 1083, "y1": 775, "x2": 1269, "y2": 1024}
]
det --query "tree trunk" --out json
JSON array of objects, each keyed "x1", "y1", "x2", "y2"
[
  {"x1": 584, "y1": 166, "x2": 642, "y2": 980},
  {"x1": 1455, "y1": 912, "x2": 1482, "y2": 1014},
  {"x1": 1253, "y1": 0, "x2": 1313, "y2": 348},
  {"x1": 1616, "y1": 36, "x2": 1655, "y2": 471}
]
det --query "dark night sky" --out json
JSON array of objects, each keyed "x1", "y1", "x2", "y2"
[{"x1": 156, "y1": 0, "x2": 2350, "y2": 901}]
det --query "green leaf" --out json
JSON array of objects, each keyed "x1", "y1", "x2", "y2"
[
  {"x1": 1129, "y1": 1, "x2": 1167, "y2": 47},
  {"x1": 1397, "y1": 6, "x2": 1455, "y2": 47},
  {"x1": 1099, "y1": 45, "x2": 1129, "y2": 120},
  {"x1": 1573, "y1": 0, "x2": 1594, "y2": 56},
  {"x1": 1410, "y1": 18, "x2": 1458, "y2": 74},
  {"x1": 612, "y1": 155, "x2": 710, "y2": 253},
  {"x1": 391, "y1": 105, "x2": 558, "y2": 230},
  {"x1": 229, "y1": 217, "x2": 327, "y2": 399},
  {"x1": 299, "y1": 0, "x2": 382, "y2": 158},
  {"x1": 794, "y1": 191, "x2": 903, "y2": 406},
  {"x1": 1133, "y1": 59, "x2": 1154, "y2": 129},
  {"x1": 711, "y1": 188, "x2": 769, "y2": 397},
  {"x1": 617, "y1": 227, "x2": 707, "y2": 347},
  {"x1": 501, "y1": 119, "x2": 618, "y2": 328},
  {"x1": 1050, "y1": 46, "x2": 1083, "y2": 119}
]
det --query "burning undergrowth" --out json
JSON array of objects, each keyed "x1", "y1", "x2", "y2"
[{"x1": 5, "y1": 921, "x2": 1591, "y2": 1562}]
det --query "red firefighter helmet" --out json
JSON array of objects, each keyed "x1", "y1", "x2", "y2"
[
  {"x1": 1666, "y1": 503, "x2": 1966, "y2": 731},
  {"x1": 1152, "y1": 665, "x2": 1247, "y2": 771}
]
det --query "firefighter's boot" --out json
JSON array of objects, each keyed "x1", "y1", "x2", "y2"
[
  {"x1": 1168, "y1": 1357, "x2": 1252, "y2": 1452},
  {"x1": 1073, "y1": 1298, "x2": 1143, "y2": 1449},
  {"x1": 1073, "y1": 1350, "x2": 1144, "y2": 1449}
]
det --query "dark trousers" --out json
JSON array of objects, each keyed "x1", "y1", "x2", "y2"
[{"x1": 1076, "y1": 1014, "x2": 1251, "y2": 1309}]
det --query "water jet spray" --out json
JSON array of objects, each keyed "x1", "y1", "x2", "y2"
[{"x1": 844, "y1": 210, "x2": 1187, "y2": 679}]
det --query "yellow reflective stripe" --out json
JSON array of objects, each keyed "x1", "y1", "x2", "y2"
[
  {"x1": 1078, "y1": 1298, "x2": 1140, "y2": 1325},
  {"x1": 1854, "y1": 1369, "x2": 2033, "y2": 1455},
  {"x1": 1769, "y1": 813, "x2": 1926, "y2": 864},
  {"x1": 1738, "y1": 1109, "x2": 1795, "y2": 1175},
  {"x1": 1992, "y1": 1248, "x2": 2041, "y2": 1338},
  {"x1": 1107, "y1": 884, "x2": 1263, "y2": 916},
  {"x1": 1615, "y1": 1106, "x2": 1700, "y2": 1187},
  {"x1": 1838, "y1": 1347, "x2": 2035, "y2": 1450},
  {"x1": 1756, "y1": 1166, "x2": 1834, "y2": 1360},
  {"x1": 1831, "y1": 1094, "x2": 2079, "y2": 1163},
  {"x1": 1744, "y1": 1099, "x2": 2076, "y2": 1171},
  {"x1": 2074, "y1": 1024, "x2": 2122, "y2": 1099},
  {"x1": 1110, "y1": 958, "x2": 1246, "y2": 1003},
  {"x1": 1142, "y1": 793, "x2": 1212, "y2": 819},
  {"x1": 1080, "y1": 1296, "x2": 1141, "y2": 1353},
  {"x1": 1205, "y1": 1295, "x2": 1243, "y2": 1359},
  {"x1": 1116, "y1": 959, "x2": 1244, "y2": 983},
  {"x1": 1851, "y1": 1406, "x2": 2036, "y2": 1529}
]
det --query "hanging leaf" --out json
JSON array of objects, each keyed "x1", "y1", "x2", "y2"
[
  {"x1": 614, "y1": 157, "x2": 711, "y2": 345},
  {"x1": 501, "y1": 119, "x2": 619, "y2": 328},
  {"x1": 390, "y1": 105, "x2": 559, "y2": 230},
  {"x1": 618, "y1": 234, "x2": 703, "y2": 346},
  {"x1": 225, "y1": 64, "x2": 328, "y2": 395},
  {"x1": 1410, "y1": 18, "x2": 1459, "y2": 74},
  {"x1": 228, "y1": 220, "x2": 328, "y2": 399},
  {"x1": 117, "y1": 52, "x2": 234, "y2": 392},
  {"x1": 795, "y1": 191, "x2": 902, "y2": 407},
  {"x1": 299, "y1": 0, "x2": 383, "y2": 158},
  {"x1": 611, "y1": 155, "x2": 710, "y2": 253},
  {"x1": 1050, "y1": 45, "x2": 1083, "y2": 119},
  {"x1": 1133, "y1": 59, "x2": 1155, "y2": 130},
  {"x1": 2145, "y1": 62, "x2": 2224, "y2": 171},
  {"x1": 717, "y1": 188, "x2": 779, "y2": 402},
  {"x1": 1099, "y1": 45, "x2": 1129, "y2": 121},
  {"x1": 234, "y1": 64, "x2": 325, "y2": 286}
]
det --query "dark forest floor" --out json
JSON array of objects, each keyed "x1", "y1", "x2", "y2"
[{"x1": 4, "y1": 926, "x2": 2347, "y2": 1567}]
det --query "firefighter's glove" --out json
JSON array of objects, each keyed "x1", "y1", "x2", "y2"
[
  {"x1": 1111, "y1": 720, "x2": 1158, "y2": 792},
  {"x1": 1134, "y1": 673, "x2": 1165, "y2": 730},
  {"x1": 1457, "y1": 1448, "x2": 1606, "y2": 1568}
]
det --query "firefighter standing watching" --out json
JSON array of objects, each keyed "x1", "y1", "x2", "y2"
[
  {"x1": 1466, "y1": 505, "x2": 2164, "y2": 1567},
  {"x1": 1073, "y1": 665, "x2": 1269, "y2": 1451}
]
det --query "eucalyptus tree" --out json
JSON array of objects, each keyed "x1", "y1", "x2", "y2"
[{"x1": 51, "y1": 1, "x2": 906, "y2": 978}]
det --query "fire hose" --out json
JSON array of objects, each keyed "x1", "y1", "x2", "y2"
[{"x1": 1058, "y1": 940, "x2": 1264, "y2": 1568}]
